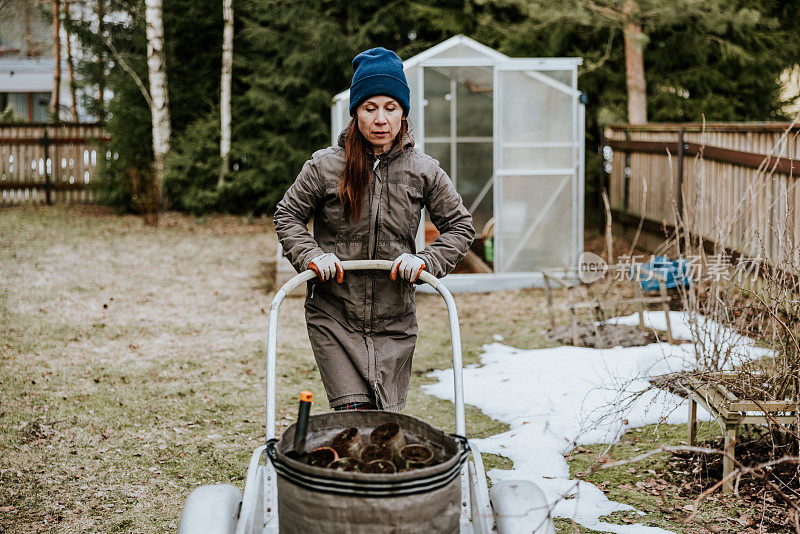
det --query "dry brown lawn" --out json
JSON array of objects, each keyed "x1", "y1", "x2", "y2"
[
  {"x1": 1, "y1": 206, "x2": 527, "y2": 533},
  {"x1": 2, "y1": 206, "x2": 754, "y2": 533}
]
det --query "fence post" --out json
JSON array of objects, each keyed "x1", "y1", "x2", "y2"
[
  {"x1": 623, "y1": 128, "x2": 631, "y2": 212},
  {"x1": 40, "y1": 129, "x2": 52, "y2": 205},
  {"x1": 676, "y1": 128, "x2": 685, "y2": 255}
]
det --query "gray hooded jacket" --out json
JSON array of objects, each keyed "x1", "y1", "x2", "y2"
[{"x1": 274, "y1": 131, "x2": 474, "y2": 410}]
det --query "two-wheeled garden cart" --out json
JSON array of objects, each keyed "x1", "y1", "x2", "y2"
[{"x1": 178, "y1": 260, "x2": 554, "y2": 533}]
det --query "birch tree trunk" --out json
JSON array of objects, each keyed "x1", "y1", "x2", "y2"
[
  {"x1": 145, "y1": 0, "x2": 171, "y2": 215},
  {"x1": 622, "y1": 0, "x2": 647, "y2": 124},
  {"x1": 97, "y1": 0, "x2": 105, "y2": 114},
  {"x1": 63, "y1": 1, "x2": 78, "y2": 121},
  {"x1": 218, "y1": 0, "x2": 233, "y2": 187},
  {"x1": 66, "y1": 32, "x2": 78, "y2": 121},
  {"x1": 51, "y1": 0, "x2": 61, "y2": 121}
]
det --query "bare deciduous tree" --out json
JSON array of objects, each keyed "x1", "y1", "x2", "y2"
[
  {"x1": 218, "y1": 0, "x2": 233, "y2": 187},
  {"x1": 63, "y1": 0, "x2": 78, "y2": 121},
  {"x1": 144, "y1": 0, "x2": 171, "y2": 212},
  {"x1": 96, "y1": 0, "x2": 105, "y2": 110},
  {"x1": 50, "y1": 0, "x2": 61, "y2": 120},
  {"x1": 622, "y1": 0, "x2": 646, "y2": 124}
]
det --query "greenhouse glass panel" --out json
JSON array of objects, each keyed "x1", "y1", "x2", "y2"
[
  {"x1": 539, "y1": 69, "x2": 573, "y2": 85},
  {"x1": 457, "y1": 141, "x2": 493, "y2": 232},
  {"x1": 331, "y1": 98, "x2": 348, "y2": 144},
  {"x1": 496, "y1": 174, "x2": 574, "y2": 272},
  {"x1": 502, "y1": 147, "x2": 572, "y2": 171},
  {"x1": 405, "y1": 65, "x2": 422, "y2": 135},
  {"x1": 425, "y1": 142, "x2": 450, "y2": 175},
  {"x1": 494, "y1": 62, "x2": 579, "y2": 273},
  {"x1": 423, "y1": 68, "x2": 451, "y2": 138},
  {"x1": 423, "y1": 64, "x2": 493, "y2": 220},
  {"x1": 500, "y1": 70, "x2": 573, "y2": 145},
  {"x1": 456, "y1": 68, "x2": 493, "y2": 138}
]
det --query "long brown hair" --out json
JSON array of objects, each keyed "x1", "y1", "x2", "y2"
[{"x1": 339, "y1": 118, "x2": 410, "y2": 221}]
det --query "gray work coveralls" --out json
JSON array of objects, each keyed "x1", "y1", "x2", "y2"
[{"x1": 274, "y1": 132, "x2": 475, "y2": 410}]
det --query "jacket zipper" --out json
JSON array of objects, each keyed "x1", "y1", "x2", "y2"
[
  {"x1": 368, "y1": 159, "x2": 381, "y2": 260},
  {"x1": 369, "y1": 159, "x2": 381, "y2": 406}
]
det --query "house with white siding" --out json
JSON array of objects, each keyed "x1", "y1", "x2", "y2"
[{"x1": 0, "y1": 0, "x2": 79, "y2": 122}]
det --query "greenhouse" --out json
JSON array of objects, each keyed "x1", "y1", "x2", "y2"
[{"x1": 332, "y1": 35, "x2": 584, "y2": 290}]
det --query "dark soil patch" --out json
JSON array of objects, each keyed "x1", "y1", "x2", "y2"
[
  {"x1": 332, "y1": 427, "x2": 359, "y2": 446},
  {"x1": 362, "y1": 460, "x2": 396, "y2": 474},
  {"x1": 329, "y1": 457, "x2": 363, "y2": 472},
  {"x1": 331, "y1": 427, "x2": 365, "y2": 457},
  {"x1": 361, "y1": 443, "x2": 393, "y2": 463},
  {"x1": 669, "y1": 436, "x2": 800, "y2": 532},
  {"x1": 547, "y1": 321, "x2": 669, "y2": 348},
  {"x1": 307, "y1": 447, "x2": 337, "y2": 468},
  {"x1": 400, "y1": 444, "x2": 433, "y2": 464},
  {"x1": 370, "y1": 422, "x2": 405, "y2": 452}
]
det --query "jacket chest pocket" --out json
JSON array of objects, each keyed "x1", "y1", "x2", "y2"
[
  {"x1": 383, "y1": 172, "x2": 424, "y2": 241},
  {"x1": 329, "y1": 187, "x2": 371, "y2": 260},
  {"x1": 320, "y1": 186, "x2": 343, "y2": 232}
]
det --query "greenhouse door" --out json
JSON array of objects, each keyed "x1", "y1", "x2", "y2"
[{"x1": 493, "y1": 61, "x2": 581, "y2": 273}]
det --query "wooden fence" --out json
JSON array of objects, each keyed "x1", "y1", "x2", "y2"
[
  {"x1": 0, "y1": 122, "x2": 110, "y2": 206},
  {"x1": 604, "y1": 123, "x2": 800, "y2": 262}
]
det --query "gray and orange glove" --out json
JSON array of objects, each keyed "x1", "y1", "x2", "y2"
[
  {"x1": 390, "y1": 253, "x2": 426, "y2": 283},
  {"x1": 308, "y1": 253, "x2": 344, "y2": 283}
]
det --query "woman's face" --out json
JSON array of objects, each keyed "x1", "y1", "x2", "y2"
[{"x1": 356, "y1": 96, "x2": 403, "y2": 155}]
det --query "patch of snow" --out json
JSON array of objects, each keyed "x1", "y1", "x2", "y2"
[
  {"x1": 606, "y1": 311, "x2": 758, "y2": 361},
  {"x1": 424, "y1": 311, "x2": 771, "y2": 534},
  {"x1": 493, "y1": 334, "x2": 504, "y2": 342}
]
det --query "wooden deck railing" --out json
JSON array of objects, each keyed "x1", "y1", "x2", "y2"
[
  {"x1": 604, "y1": 123, "x2": 800, "y2": 262},
  {"x1": 0, "y1": 122, "x2": 110, "y2": 206}
]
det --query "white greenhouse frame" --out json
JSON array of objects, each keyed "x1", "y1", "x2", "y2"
[{"x1": 332, "y1": 35, "x2": 584, "y2": 292}]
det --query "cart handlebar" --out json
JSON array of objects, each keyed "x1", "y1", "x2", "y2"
[
  {"x1": 273, "y1": 260, "x2": 440, "y2": 295},
  {"x1": 265, "y1": 260, "x2": 465, "y2": 439}
]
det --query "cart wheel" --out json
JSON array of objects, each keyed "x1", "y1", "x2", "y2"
[
  {"x1": 178, "y1": 484, "x2": 242, "y2": 534},
  {"x1": 490, "y1": 480, "x2": 554, "y2": 534}
]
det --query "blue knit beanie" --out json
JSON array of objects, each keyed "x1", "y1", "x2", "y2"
[{"x1": 349, "y1": 47, "x2": 410, "y2": 117}]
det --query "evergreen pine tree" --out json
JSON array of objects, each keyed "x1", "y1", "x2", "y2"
[{"x1": 166, "y1": 0, "x2": 461, "y2": 214}]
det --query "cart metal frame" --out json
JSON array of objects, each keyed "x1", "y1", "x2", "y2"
[{"x1": 179, "y1": 260, "x2": 554, "y2": 534}]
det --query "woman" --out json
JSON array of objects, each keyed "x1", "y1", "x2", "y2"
[{"x1": 274, "y1": 47, "x2": 474, "y2": 412}]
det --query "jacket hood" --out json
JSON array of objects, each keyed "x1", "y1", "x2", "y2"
[{"x1": 336, "y1": 127, "x2": 415, "y2": 161}]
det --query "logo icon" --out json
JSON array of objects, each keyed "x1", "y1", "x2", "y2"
[{"x1": 578, "y1": 252, "x2": 608, "y2": 283}]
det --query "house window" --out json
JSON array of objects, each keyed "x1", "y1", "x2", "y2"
[
  {"x1": 32, "y1": 93, "x2": 50, "y2": 122},
  {"x1": 1, "y1": 93, "x2": 29, "y2": 120},
  {"x1": 0, "y1": 92, "x2": 51, "y2": 122}
]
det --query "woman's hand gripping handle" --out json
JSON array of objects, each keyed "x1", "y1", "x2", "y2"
[
  {"x1": 308, "y1": 253, "x2": 344, "y2": 283},
  {"x1": 390, "y1": 253, "x2": 426, "y2": 283}
]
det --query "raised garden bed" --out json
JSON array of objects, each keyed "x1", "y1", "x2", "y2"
[{"x1": 651, "y1": 372, "x2": 799, "y2": 493}]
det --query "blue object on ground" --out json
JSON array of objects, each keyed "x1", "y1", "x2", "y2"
[{"x1": 634, "y1": 256, "x2": 691, "y2": 293}]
